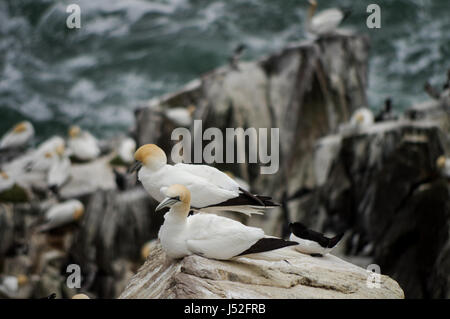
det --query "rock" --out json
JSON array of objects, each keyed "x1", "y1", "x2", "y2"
[
  {"x1": 119, "y1": 243, "x2": 403, "y2": 299},
  {"x1": 292, "y1": 119, "x2": 450, "y2": 298}
]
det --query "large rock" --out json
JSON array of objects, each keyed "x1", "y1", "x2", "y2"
[
  {"x1": 291, "y1": 118, "x2": 450, "y2": 298},
  {"x1": 119, "y1": 242, "x2": 403, "y2": 299},
  {"x1": 133, "y1": 32, "x2": 370, "y2": 236}
]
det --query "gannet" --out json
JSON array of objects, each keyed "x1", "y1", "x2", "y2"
[
  {"x1": 165, "y1": 105, "x2": 196, "y2": 127},
  {"x1": 37, "y1": 199, "x2": 84, "y2": 232},
  {"x1": 306, "y1": 0, "x2": 351, "y2": 37},
  {"x1": 141, "y1": 241, "x2": 153, "y2": 260},
  {"x1": 0, "y1": 275, "x2": 28, "y2": 296},
  {"x1": 350, "y1": 107, "x2": 374, "y2": 127},
  {"x1": 131, "y1": 144, "x2": 278, "y2": 216},
  {"x1": 0, "y1": 171, "x2": 15, "y2": 193},
  {"x1": 289, "y1": 222, "x2": 344, "y2": 257},
  {"x1": 157, "y1": 184, "x2": 297, "y2": 260},
  {"x1": 118, "y1": 137, "x2": 136, "y2": 164},
  {"x1": 436, "y1": 155, "x2": 450, "y2": 178},
  {"x1": 68, "y1": 125, "x2": 100, "y2": 161},
  {"x1": 47, "y1": 143, "x2": 71, "y2": 192},
  {"x1": 0, "y1": 121, "x2": 34, "y2": 150}
]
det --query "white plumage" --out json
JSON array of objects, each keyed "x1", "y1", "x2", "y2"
[
  {"x1": 350, "y1": 107, "x2": 374, "y2": 127},
  {"x1": 37, "y1": 199, "x2": 84, "y2": 232},
  {"x1": 118, "y1": 137, "x2": 136, "y2": 164},
  {"x1": 0, "y1": 171, "x2": 15, "y2": 193},
  {"x1": 165, "y1": 105, "x2": 196, "y2": 127},
  {"x1": 0, "y1": 121, "x2": 34, "y2": 149},
  {"x1": 133, "y1": 144, "x2": 276, "y2": 216},
  {"x1": 289, "y1": 233, "x2": 333, "y2": 256},
  {"x1": 68, "y1": 126, "x2": 100, "y2": 161},
  {"x1": 157, "y1": 185, "x2": 268, "y2": 260},
  {"x1": 436, "y1": 155, "x2": 450, "y2": 178},
  {"x1": 47, "y1": 148, "x2": 71, "y2": 189},
  {"x1": 0, "y1": 275, "x2": 28, "y2": 296},
  {"x1": 306, "y1": 0, "x2": 347, "y2": 36}
]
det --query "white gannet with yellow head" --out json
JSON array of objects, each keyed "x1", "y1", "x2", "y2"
[
  {"x1": 165, "y1": 105, "x2": 196, "y2": 127},
  {"x1": 47, "y1": 143, "x2": 71, "y2": 192},
  {"x1": 306, "y1": 0, "x2": 351, "y2": 37},
  {"x1": 0, "y1": 171, "x2": 15, "y2": 193},
  {"x1": 0, "y1": 274, "x2": 29, "y2": 297},
  {"x1": 118, "y1": 137, "x2": 136, "y2": 165},
  {"x1": 37, "y1": 199, "x2": 84, "y2": 232},
  {"x1": 131, "y1": 144, "x2": 278, "y2": 216},
  {"x1": 68, "y1": 125, "x2": 100, "y2": 161},
  {"x1": 436, "y1": 155, "x2": 450, "y2": 178},
  {"x1": 156, "y1": 184, "x2": 297, "y2": 260},
  {"x1": 0, "y1": 121, "x2": 34, "y2": 150},
  {"x1": 350, "y1": 107, "x2": 374, "y2": 127}
]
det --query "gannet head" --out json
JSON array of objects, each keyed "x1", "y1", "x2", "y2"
[
  {"x1": 17, "y1": 274, "x2": 29, "y2": 286},
  {"x1": 13, "y1": 121, "x2": 30, "y2": 134},
  {"x1": 187, "y1": 104, "x2": 196, "y2": 115},
  {"x1": 155, "y1": 184, "x2": 191, "y2": 212},
  {"x1": 1, "y1": 171, "x2": 9, "y2": 180},
  {"x1": 69, "y1": 125, "x2": 81, "y2": 138},
  {"x1": 55, "y1": 144, "x2": 65, "y2": 157},
  {"x1": 436, "y1": 155, "x2": 446, "y2": 170},
  {"x1": 133, "y1": 144, "x2": 167, "y2": 171},
  {"x1": 141, "y1": 241, "x2": 152, "y2": 260},
  {"x1": 72, "y1": 293, "x2": 90, "y2": 299},
  {"x1": 308, "y1": 0, "x2": 317, "y2": 7},
  {"x1": 72, "y1": 200, "x2": 85, "y2": 221},
  {"x1": 355, "y1": 113, "x2": 365, "y2": 124}
]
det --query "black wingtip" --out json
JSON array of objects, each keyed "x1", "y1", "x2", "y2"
[
  {"x1": 238, "y1": 238, "x2": 298, "y2": 256},
  {"x1": 328, "y1": 232, "x2": 345, "y2": 248}
]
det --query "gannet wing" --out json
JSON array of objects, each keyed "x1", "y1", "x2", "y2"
[
  {"x1": 174, "y1": 163, "x2": 240, "y2": 191},
  {"x1": 185, "y1": 214, "x2": 264, "y2": 260},
  {"x1": 311, "y1": 9, "x2": 343, "y2": 34}
]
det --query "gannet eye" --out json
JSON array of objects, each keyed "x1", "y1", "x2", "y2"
[{"x1": 171, "y1": 196, "x2": 181, "y2": 201}]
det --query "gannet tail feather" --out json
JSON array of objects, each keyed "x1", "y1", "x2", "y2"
[
  {"x1": 328, "y1": 232, "x2": 345, "y2": 248},
  {"x1": 237, "y1": 238, "x2": 298, "y2": 256}
]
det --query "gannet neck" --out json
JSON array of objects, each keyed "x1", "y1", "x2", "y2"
[
  {"x1": 307, "y1": 1, "x2": 317, "y2": 22},
  {"x1": 167, "y1": 203, "x2": 190, "y2": 220}
]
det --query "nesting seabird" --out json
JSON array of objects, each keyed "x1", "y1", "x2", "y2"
[
  {"x1": 165, "y1": 105, "x2": 196, "y2": 127},
  {"x1": 130, "y1": 144, "x2": 279, "y2": 216},
  {"x1": 306, "y1": 0, "x2": 351, "y2": 37},
  {"x1": 0, "y1": 274, "x2": 28, "y2": 296},
  {"x1": 289, "y1": 222, "x2": 344, "y2": 257},
  {"x1": 47, "y1": 143, "x2": 71, "y2": 193},
  {"x1": 68, "y1": 125, "x2": 100, "y2": 161},
  {"x1": 350, "y1": 107, "x2": 374, "y2": 127},
  {"x1": 156, "y1": 184, "x2": 297, "y2": 260},
  {"x1": 117, "y1": 137, "x2": 137, "y2": 165},
  {"x1": 436, "y1": 155, "x2": 450, "y2": 178},
  {"x1": 0, "y1": 121, "x2": 34, "y2": 150},
  {"x1": 37, "y1": 199, "x2": 84, "y2": 232}
]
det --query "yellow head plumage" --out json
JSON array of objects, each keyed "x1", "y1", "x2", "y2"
[
  {"x1": 13, "y1": 122, "x2": 28, "y2": 134},
  {"x1": 69, "y1": 125, "x2": 81, "y2": 138},
  {"x1": 436, "y1": 155, "x2": 446, "y2": 169},
  {"x1": 134, "y1": 144, "x2": 167, "y2": 170}
]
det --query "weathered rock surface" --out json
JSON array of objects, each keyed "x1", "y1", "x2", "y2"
[
  {"x1": 119, "y1": 242, "x2": 403, "y2": 299},
  {"x1": 291, "y1": 118, "x2": 450, "y2": 298}
]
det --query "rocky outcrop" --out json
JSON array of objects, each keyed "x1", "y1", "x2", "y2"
[
  {"x1": 133, "y1": 33, "x2": 370, "y2": 236},
  {"x1": 292, "y1": 115, "x2": 450, "y2": 298},
  {"x1": 119, "y1": 242, "x2": 403, "y2": 299}
]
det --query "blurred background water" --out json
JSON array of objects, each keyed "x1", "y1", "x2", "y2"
[{"x1": 0, "y1": 0, "x2": 449, "y2": 141}]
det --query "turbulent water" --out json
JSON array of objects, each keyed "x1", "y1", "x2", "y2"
[{"x1": 1, "y1": 0, "x2": 449, "y2": 141}]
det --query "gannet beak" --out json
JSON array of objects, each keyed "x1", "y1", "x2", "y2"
[
  {"x1": 128, "y1": 161, "x2": 142, "y2": 174},
  {"x1": 155, "y1": 197, "x2": 179, "y2": 211}
]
